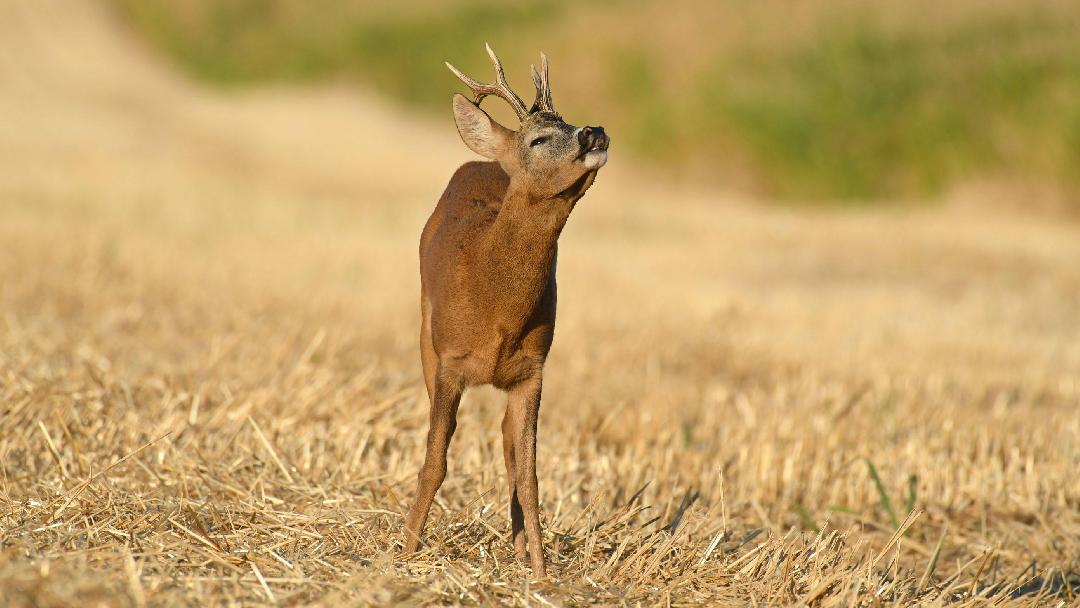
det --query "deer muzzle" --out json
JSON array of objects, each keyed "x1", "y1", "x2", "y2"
[
  {"x1": 578, "y1": 126, "x2": 609, "y2": 153},
  {"x1": 577, "y1": 126, "x2": 609, "y2": 170}
]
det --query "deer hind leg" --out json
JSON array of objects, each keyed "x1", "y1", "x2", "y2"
[
  {"x1": 419, "y1": 299, "x2": 436, "y2": 401},
  {"x1": 505, "y1": 377, "x2": 546, "y2": 576},
  {"x1": 402, "y1": 372, "x2": 462, "y2": 552},
  {"x1": 501, "y1": 406, "x2": 527, "y2": 561}
]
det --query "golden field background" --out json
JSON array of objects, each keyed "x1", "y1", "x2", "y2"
[
  {"x1": 2, "y1": 1, "x2": 1079, "y2": 605},
  {"x1": 108, "y1": 0, "x2": 1080, "y2": 202}
]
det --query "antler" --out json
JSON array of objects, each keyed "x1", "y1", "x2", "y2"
[
  {"x1": 446, "y1": 43, "x2": 529, "y2": 120},
  {"x1": 530, "y1": 52, "x2": 556, "y2": 114}
]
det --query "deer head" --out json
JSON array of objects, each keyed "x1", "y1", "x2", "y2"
[{"x1": 447, "y1": 44, "x2": 609, "y2": 201}]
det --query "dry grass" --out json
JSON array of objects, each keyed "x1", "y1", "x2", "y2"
[{"x1": 3, "y1": 2, "x2": 1080, "y2": 606}]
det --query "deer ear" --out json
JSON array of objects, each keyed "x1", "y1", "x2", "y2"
[{"x1": 452, "y1": 94, "x2": 513, "y2": 160}]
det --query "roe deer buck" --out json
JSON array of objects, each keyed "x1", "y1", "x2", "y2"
[{"x1": 402, "y1": 45, "x2": 609, "y2": 576}]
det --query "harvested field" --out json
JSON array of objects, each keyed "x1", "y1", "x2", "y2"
[{"x1": 2, "y1": 2, "x2": 1079, "y2": 606}]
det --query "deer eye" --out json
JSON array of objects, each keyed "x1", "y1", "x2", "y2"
[{"x1": 529, "y1": 136, "x2": 549, "y2": 147}]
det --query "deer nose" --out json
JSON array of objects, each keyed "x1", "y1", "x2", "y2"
[{"x1": 578, "y1": 126, "x2": 609, "y2": 151}]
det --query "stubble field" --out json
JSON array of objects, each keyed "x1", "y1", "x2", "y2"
[{"x1": 2, "y1": 3, "x2": 1079, "y2": 606}]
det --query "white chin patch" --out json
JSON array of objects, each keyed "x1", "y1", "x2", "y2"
[{"x1": 582, "y1": 150, "x2": 608, "y2": 170}]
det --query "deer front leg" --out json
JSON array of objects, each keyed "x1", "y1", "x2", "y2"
[
  {"x1": 403, "y1": 372, "x2": 463, "y2": 553},
  {"x1": 506, "y1": 376, "x2": 546, "y2": 577},
  {"x1": 501, "y1": 406, "x2": 527, "y2": 561}
]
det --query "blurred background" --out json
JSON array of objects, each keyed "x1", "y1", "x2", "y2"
[{"x1": 109, "y1": 0, "x2": 1080, "y2": 205}]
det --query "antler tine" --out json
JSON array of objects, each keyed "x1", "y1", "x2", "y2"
[
  {"x1": 445, "y1": 43, "x2": 528, "y2": 120},
  {"x1": 530, "y1": 65, "x2": 543, "y2": 111},
  {"x1": 483, "y1": 43, "x2": 529, "y2": 118},
  {"x1": 530, "y1": 51, "x2": 555, "y2": 114}
]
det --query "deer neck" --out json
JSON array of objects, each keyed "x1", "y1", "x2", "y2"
[{"x1": 481, "y1": 180, "x2": 573, "y2": 314}]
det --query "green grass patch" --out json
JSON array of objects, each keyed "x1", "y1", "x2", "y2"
[
  {"x1": 698, "y1": 14, "x2": 1080, "y2": 200},
  {"x1": 110, "y1": 0, "x2": 563, "y2": 101}
]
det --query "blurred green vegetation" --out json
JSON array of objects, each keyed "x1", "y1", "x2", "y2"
[{"x1": 109, "y1": 0, "x2": 1080, "y2": 202}]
